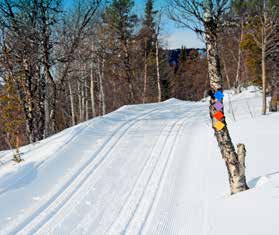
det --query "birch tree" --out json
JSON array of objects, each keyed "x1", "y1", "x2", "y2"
[
  {"x1": 243, "y1": 0, "x2": 279, "y2": 115},
  {"x1": 155, "y1": 17, "x2": 162, "y2": 102},
  {"x1": 169, "y1": 0, "x2": 249, "y2": 194}
]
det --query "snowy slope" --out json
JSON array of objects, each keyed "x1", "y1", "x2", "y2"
[{"x1": 0, "y1": 87, "x2": 279, "y2": 235}]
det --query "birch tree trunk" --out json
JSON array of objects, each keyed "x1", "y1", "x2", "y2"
[
  {"x1": 22, "y1": 64, "x2": 36, "y2": 143},
  {"x1": 90, "y1": 53, "x2": 96, "y2": 118},
  {"x1": 155, "y1": 37, "x2": 162, "y2": 102},
  {"x1": 235, "y1": 21, "x2": 244, "y2": 94},
  {"x1": 90, "y1": 73, "x2": 96, "y2": 118},
  {"x1": 221, "y1": 56, "x2": 231, "y2": 90},
  {"x1": 44, "y1": 84, "x2": 50, "y2": 138},
  {"x1": 38, "y1": 72, "x2": 46, "y2": 141},
  {"x1": 143, "y1": 39, "x2": 148, "y2": 104},
  {"x1": 204, "y1": 3, "x2": 249, "y2": 194},
  {"x1": 261, "y1": 23, "x2": 267, "y2": 115},
  {"x1": 81, "y1": 78, "x2": 85, "y2": 121},
  {"x1": 81, "y1": 81, "x2": 85, "y2": 121},
  {"x1": 77, "y1": 80, "x2": 82, "y2": 123},
  {"x1": 68, "y1": 79, "x2": 75, "y2": 126},
  {"x1": 85, "y1": 79, "x2": 89, "y2": 121},
  {"x1": 98, "y1": 57, "x2": 106, "y2": 116}
]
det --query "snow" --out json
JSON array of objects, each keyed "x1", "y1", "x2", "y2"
[
  {"x1": 0, "y1": 87, "x2": 279, "y2": 234},
  {"x1": 0, "y1": 77, "x2": 4, "y2": 86}
]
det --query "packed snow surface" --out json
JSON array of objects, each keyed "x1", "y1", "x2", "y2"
[{"x1": 0, "y1": 86, "x2": 279, "y2": 235}]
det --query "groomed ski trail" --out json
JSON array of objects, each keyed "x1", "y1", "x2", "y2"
[
  {"x1": 0, "y1": 99, "x2": 213, "y2": 235},
  {"x1": 3, "y1": 108, "x2": 158, "y2": 235}
]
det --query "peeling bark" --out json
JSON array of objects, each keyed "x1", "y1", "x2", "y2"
[
  {"x1": 262, "y1": 43, "x2": 267, "y2": 115},
  {"x1": 204, "y1": 5, "x2": 249, "y2": 194},
  {"x1": 234, "y1": 21, "x2": 244, "y2": 94},
  {"x1": 155, "y1": 36, "x2": 161, "y2": 102},
  {"x1": 90, "y1": 46, "x2": 96, "y2": 117},
  {"x1": 68, "y1": 79, "x2": 75, "y2": 126},
  {"x1": 143, "y1": 38, "x2": 148, "y2": 104},
  {"x1": 98, "y1": 57, "x2": 106, "y2": 116}
]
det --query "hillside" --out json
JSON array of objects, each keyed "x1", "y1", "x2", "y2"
[{"x1": 0, "y1": 87, "x2": 279, "y2": 235}]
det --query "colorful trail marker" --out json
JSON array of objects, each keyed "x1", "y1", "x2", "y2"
[
  {"x1": 213, "y1": 111, "x2": 224, "y2": 121},
  {"x1": 214, "y1": 121, "x2": 225, "y2": 131},
  {"x1": 214, "y1": 91, "x2": 224, "y2": 101},
  {"x1": 212, "y1": 91, "x2": 225, "y2": 131},
  {"x1": 214, "y1": 101, "x2": 223, "y2": 111}
]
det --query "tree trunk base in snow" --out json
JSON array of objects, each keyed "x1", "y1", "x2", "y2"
[{"x1": 210, "y1": 97, "x2": 249, "y2": 195}]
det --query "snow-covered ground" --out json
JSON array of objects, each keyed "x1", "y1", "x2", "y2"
[{"x1": 0, "y1": 86, "x2": 279, "y2": 235}]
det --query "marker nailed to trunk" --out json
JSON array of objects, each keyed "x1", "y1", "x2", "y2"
[
  {"x1": 214, "y1": 121, "x2": 225, "y2": 131},
  {"x1": 214, "y1": 91, "x2": 224, "y2": 101},
  {"x1": 213, "y1": 91, "x2": 225, "y2": 130},
  {"x1": 214, "y1": 101, "x2": 223, "y2": 111},
  {"x1": 213, "y1": 111, "x2": 224, "y2": 121}
]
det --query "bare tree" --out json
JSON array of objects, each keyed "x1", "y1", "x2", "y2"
[
  {"x1": 169, "y1": 0, "x2": 249, "y2": 194},
  {"x1": 155, "y1": 19, "x2": 162, "y2": 102},
  {"x1": 0, "y1": 0, "x2": 62, "y2": 142},
  {"x1": 244, "y1": 0, "x2": 279, "y2": 115}
]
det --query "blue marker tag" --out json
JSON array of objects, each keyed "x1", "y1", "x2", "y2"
[{"x1": 214, "y1": 91, "x2": 224, "y2": 101}]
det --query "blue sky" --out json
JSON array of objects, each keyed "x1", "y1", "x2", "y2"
[{"x1": 63, "y1": 0, "x2": 204, "y2": 49}]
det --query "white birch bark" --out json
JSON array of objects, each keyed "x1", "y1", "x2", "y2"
[
  {"x1": 143, "y1": 39, "x2": 148, "y2": 104},
  {"x1": 234, "y1": 21, "x2": 244, "y2": 94},
  {"x1": 155, "y1": 37, "x2": 162, "y2": 102},
  {"x1": 204, "y1": 0, "x2": 248, "y2": 194},
  {"x1": 85, "y1": 79, "x2": 89, "y2": 121},
  {"x1": 77, "y1": 80, "x2": 82, "y2": 123},
  {"x1": 90, "y1": 50, "x2": 96, "y2": 118},
  {"x1": 68, "y1": 79, "x2": 75, "y2": 126},
  {"x1": 97, "y1": 56, "x2": 106, "y2": 116}
]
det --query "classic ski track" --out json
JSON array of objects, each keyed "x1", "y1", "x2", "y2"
[
  {"x1": 67, "y1": 115, "x2": 172, "y2": 234},
  {"x1": 104, "y1": 119, "x2": 179, "y2": 234},
  {"x1": 143, "y1": 108, "x2": 209, "y2": 235},
  {"x1": 68, "y1": 111, "x2": 192, "y2": 234},
  {"x1": 6, "y1": 108, "x2": 158, "y2": 235},
  {"x1": 138, "y1": 116, "x2": 197, "y2": 235},
  {"x1": 107, "y1": 112, "x2": 193, "y2": 235},
  {"x1": 0, "y1": 125, "x2": 90, "y2": 196},
  {"x1": 128, "y1": 115, "x2": 195, "y2": 235},
  {"x1": 38, "y1": 111, "x2": 169, "y2": 234}
]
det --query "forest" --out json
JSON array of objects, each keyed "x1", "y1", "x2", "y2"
[{"x1": 0, "y1": 0, "x2": 278, "y2": 152}]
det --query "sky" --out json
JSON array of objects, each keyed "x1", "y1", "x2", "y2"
[{"x1": 63, "y1": 0, "x2": 205, "y2": 49}]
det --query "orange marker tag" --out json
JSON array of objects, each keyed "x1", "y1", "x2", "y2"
[
  {"x1": 214, "y1": 121, "x2": 225, "y2": 131},
  {"x1": 213, "y1": 111, "x2": 224, "y2": 121}
]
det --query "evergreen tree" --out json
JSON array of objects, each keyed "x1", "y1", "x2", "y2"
[
  {"x1": 103, "y1": 0, "x2": 138, "y2": 102},
  {"x1": 143, "y1": 0, "x2": 158, "y2": 52},
  {"x1": 0, "y1": 76, "x2": 24, "y2": 161},
  {"x1": 179, "y1": 46, "x2": 187, "y2": 63}
]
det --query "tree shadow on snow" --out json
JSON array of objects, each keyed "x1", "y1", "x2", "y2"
[
  {"x1": 0, "y1": 162, "x2": 38, "y2": 196},
  {"x1": 248, "y1": 171, "x2": 279, "y2": 188}
]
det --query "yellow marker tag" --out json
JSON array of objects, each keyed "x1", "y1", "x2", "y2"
[{"x1": 214, "y1": 121, "x2": 225, "y2": 131}]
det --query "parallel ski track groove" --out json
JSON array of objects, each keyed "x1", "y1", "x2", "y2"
[
  {"x1": 134, "y1": 115, "x2": 193, "y2": 235},
  {"x1": 107, "y1": 111, "x2": 193, "y2": 235},
  {"x1": 143, "y1": 114, "x2": 199, "y2": 235},
  {"x1": 138, "y1": 116, "x2": 195, "y2": 235},
  {"x1": 44, "y1": 110, "x2": 169, "y2": 234},
  {"x1": 69, "y1": 114, "x2": 170, "y2": 234},
  {"x1": 103, "y1": 118, "x2": 175, "y2": 234},
  {"x1": 6, "y1": 108, "x2": 158, "y2": 235}
]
